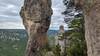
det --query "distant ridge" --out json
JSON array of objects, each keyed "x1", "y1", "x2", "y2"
[{"x1": 0, "y1": 29, "x2": 58, "y2": 37}]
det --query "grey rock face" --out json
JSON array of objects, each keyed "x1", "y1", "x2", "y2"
[
  {"x1": 74, "y1": 0, "x2": 100, "y2": 56},
  {"x1": 20, "y1": 0, "x2": 52, "y2": 56},
  {"x1": 84, "y1": 2, "x2": 100, "y2": 56}
]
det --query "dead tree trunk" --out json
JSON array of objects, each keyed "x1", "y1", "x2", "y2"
[
  {"x1": 20, "y1": 0, "x2": 52, "y2": 56},
  {"x1": 75, "y1": 0, "x2": 100, "y2": 56}
]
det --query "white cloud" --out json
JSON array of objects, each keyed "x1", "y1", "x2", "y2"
[
  {"x1": 50, "y1": 0, "x2": 67, "y2": 30},
  {"x1": 0, "y1": 0, "x2": 24, "y2": 29},
  {"x1": 0, "y1": 0, "x2": 68, "y2": 30},
  {"x1": 0, "y1": 21, "x2": 25, "y2": 29}
]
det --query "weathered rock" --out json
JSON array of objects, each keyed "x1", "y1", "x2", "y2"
[
  {"x1": 20, "y1": 0, "x2": 52, "y2": 56},
  {"x1": 74, "y1": 0, "x2": 100, "y2": 56}
]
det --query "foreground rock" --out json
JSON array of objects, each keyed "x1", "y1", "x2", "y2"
[
  {"x1": 75, "y1": 0, "x2": 100, "y2": 56},
  {"x1": 20, "y1": 0, "x2": 52, "y2": 56}
]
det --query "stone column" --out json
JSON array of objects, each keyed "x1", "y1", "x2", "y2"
[{"x1": 20, "y1": 0, "x2": 52, "y2": 56}]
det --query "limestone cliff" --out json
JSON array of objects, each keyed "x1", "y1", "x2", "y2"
[
  {"x1": 20, "y1": 0, "x2": 52, "y2": 56},
  {"x1": 74, "y1": 0, "x2": 100, "y2": 56}
]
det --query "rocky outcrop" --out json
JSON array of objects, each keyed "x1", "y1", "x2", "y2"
[
  {"x1": 74, "y1": 0, "x2": 100, "y2": 56},
  {"x1": 20, "y1": 0, "x2": 52, "y2": 56}
]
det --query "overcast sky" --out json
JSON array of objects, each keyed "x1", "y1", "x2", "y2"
[{"x1": 0, "y1": 0, "x2": 68, "y2": 30}]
